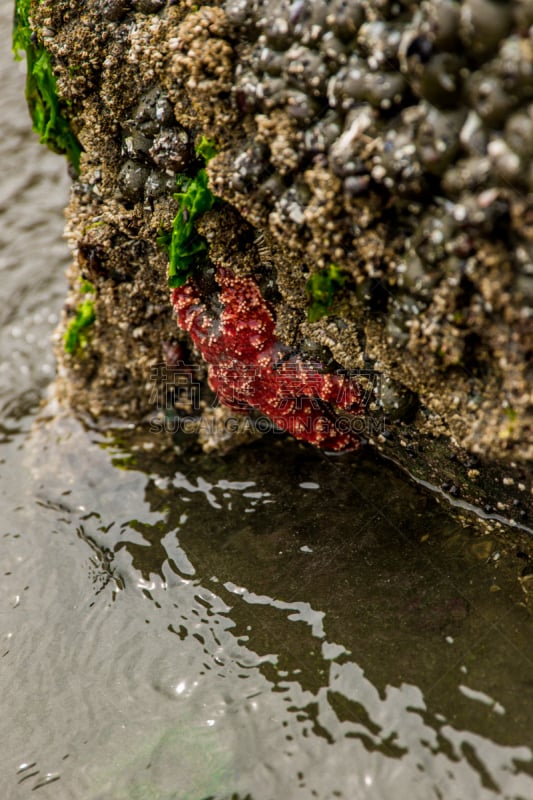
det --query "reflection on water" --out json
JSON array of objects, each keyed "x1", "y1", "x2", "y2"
[
  {"x1": 2, "y1": 414, "x2": 533, "y2": 800},
  {"x1": 2, "y1": 1, "x2": 533, "y2": 797}
]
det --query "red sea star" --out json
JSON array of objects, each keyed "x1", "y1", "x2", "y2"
[{"x1": 171, "y1": 266, "x2": 364, "y2": 451}]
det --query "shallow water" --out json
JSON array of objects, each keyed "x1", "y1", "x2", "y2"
[{"x1": 2, "y1": 4, "x2": 533, "y2": 798}]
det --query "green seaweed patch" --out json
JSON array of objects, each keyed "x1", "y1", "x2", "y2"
[
  {"x1": 503, "y1": 406, "x2": 517, "y2": 436},
  {"x1": 158, "y1": 137, "x2": 218, "y2": 287},
  {"x1": 195, "y1": 135, "x2": 217, "y2": 163},
  {"x1": 13, "y1": 0, "x2": 82, "y2": 173},
  {"x1": 158, "y1": 169, "x2": 216, "y2": 288},
  {"x1": 111, "y1": 454, "x2": 137, "y2": 470},
  {"x1": 80, "y1": 278, "x2": 95, "y2": 294},
  {"x1": 64, "y1": 294, "x2": 96, "y2": 354},
  {"x1": 306, "y1": 264, "x2": 347, "y2": 323}
]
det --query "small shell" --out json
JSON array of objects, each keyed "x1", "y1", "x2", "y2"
[
  {"x1": 117, "y1": 160, "x2": 150, "y2": 201},
  {"x1": 459, "y1": 0, "x2": 513, "y2": 60},
  {"x1": 149, "y1": 128, "x2": 191, "y2": 173},
  {"x1": 325, "y1": 0, "x2": 365, "y2": 43}
]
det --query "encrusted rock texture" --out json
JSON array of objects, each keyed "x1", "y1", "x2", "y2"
[{"x1": 31, "y1": 0, "x2": 532, "y2": 526}]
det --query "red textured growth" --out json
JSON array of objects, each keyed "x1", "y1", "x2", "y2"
[{"x1": 172, "y1": 267, "x2": 364, "y2": 451}]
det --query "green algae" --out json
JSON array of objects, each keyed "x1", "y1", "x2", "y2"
[
  {"x1": 79, "y1": 278, "x2": 95, "y2": 294},
  {"x1": 306, "y1": 264, "x2": 347, "y2": 323},
  {"x1": 64, "y1": 281, "x2": 96, "y2": 354},
  {"x1": 158, "y1": 169, "x2": 216, "y2": 288},
  {"x1": 195, "y1": 135, "x2": 217, "y2": 163},
  {"x1": 158, "y1": 139, "x2": 217, "y2": 289},
  {"x1": 13, "y1": 0, "x2": 82, "y2": 173}
]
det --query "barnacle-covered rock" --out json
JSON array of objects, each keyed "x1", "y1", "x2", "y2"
[{"x1": 23, "y1": 0, "x2": 533, "y2": 529}]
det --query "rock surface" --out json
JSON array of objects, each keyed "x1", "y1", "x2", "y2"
[{"x1": 23, "y1": 0, "x2": 533, "y2": 528}]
